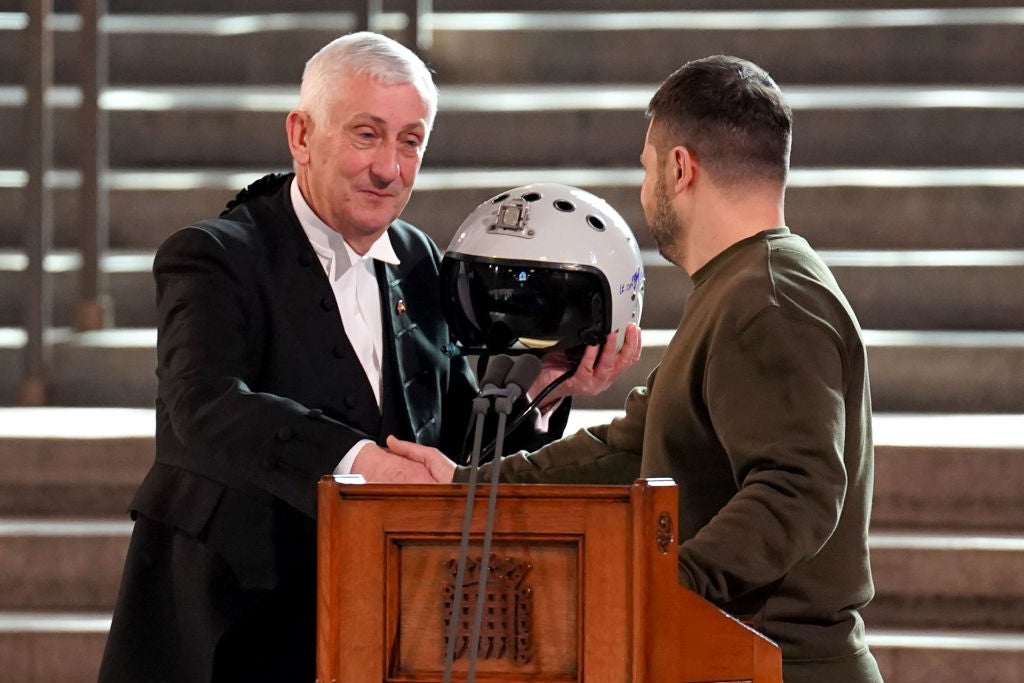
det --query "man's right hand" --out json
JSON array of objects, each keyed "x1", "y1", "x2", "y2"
[
  {"x1": 385, "y1": 435, "x2": 457, "y2": 483},
  {"x1": 350, "y1": 442, "x2": 437, "y2": 483}
]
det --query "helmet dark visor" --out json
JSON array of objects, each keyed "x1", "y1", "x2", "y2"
[{"x1": 440, "y1": 255, "x2": 611, "y2": 354}]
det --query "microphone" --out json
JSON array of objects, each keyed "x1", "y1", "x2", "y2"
[
  {"x1": 494, "y1": 354, "x2": 542, "y2": 413},
  {"x1": 472, "y1": 355, "x2": 514, "y2": 428},
  {"x1": 505, "y1": 353, "x2": 542, "y2": 397},
  {"x1": 478, "y1": 354, "x2": 514, "y2": 395}
]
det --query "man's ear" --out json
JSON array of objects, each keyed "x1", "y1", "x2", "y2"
[
  {"x1": 672, "y1": 146, "x2": 697, "y2": 192},
  {"x1": 286, "y1": 110, "x2": 311, "y2": 165}
]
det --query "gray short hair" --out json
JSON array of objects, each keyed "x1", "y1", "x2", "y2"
[{"x1": 299, "y1": 31, "x2": 438, "y2": 130}]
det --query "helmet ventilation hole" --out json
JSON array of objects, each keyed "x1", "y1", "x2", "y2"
[
  {"x1": 491, "y1": 193, "x2": 510, "y2": 203},
  {"x1": 586, "y1": 215, "x2": 606, "y2": 231},
  {"x1": 522, "y1": 192, "x2": 542, "y2": 202},
  {"x1": 553, "y1": 199, "x2": 575, "y2": 212}
]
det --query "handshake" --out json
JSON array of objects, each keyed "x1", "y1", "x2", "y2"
[
  {"x1": 348, "y1": 325, "x2": 642, "y2": 486},
  {"x1": 352, "y1": 434, "x2": 459, "y2": 484}
]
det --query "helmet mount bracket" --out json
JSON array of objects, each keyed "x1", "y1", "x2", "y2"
[{"x1": 490, "y1": 198, "x2": 535, "y2": 238}]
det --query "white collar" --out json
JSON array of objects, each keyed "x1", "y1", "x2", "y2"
[{"x1": 290, "y1": 178, "x2": 400, "y2": 271}]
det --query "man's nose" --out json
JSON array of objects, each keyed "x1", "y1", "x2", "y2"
[{"x1": 369, "y1": 142, "x2": 400, "y2": 185}]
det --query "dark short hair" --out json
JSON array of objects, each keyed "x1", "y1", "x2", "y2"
[{"x1": 646, "y1": 55, "x2": 792, "y2": 187}]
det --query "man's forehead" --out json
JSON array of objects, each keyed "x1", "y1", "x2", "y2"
[{"x1": 333, "y1": 76, "x2": 430, "y2": 123}]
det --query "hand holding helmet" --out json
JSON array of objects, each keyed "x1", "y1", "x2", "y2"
[{"x1": 530, "y1": 324, "x2": 642, "y2": 412}]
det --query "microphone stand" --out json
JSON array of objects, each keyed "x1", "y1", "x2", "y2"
[
  {"x1": 442, "y1": 354, "x2": 541, "y2": 683},
  {"x1": 442, "y1": 355, "x2": 513, "y2": 683},
  {"x1": 465, "y1": 393, "x2": 509, "y2": 682}
]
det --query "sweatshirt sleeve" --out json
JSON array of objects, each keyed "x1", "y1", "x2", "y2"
[
  {"x1": 453, "y1": 377, "x2": 650, "y2": 485},
  {"x1": 678, "y1": 307, "x2": 850, "y2": 605}
]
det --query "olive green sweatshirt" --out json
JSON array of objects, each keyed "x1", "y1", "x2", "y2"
[{"x1": 456, "y1": 228, "x2": 882, "y2": 682}]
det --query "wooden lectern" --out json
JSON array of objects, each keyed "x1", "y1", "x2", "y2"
[{"x1": 317, "y1": 477, "x2": 781, "y2": 683}]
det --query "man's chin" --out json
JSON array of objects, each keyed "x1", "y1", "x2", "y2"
[
  {"x1": 353, "y1": 210, "x2": 402, "y2": 234},
  {"x1": 362, "y1": 200, "x2": 408, "y2": 226}
]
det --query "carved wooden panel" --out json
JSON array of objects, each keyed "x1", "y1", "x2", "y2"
[
  {"x1": 441, "y1": 554, "x2": 533, "y2": 664},
  {"x1": 393, "y1": 539, "x2": 579, "y2": 678}
]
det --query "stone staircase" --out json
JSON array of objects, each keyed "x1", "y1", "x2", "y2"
[{"x1": 1, "y1": 2, "x2": 1023, "y2": 681}]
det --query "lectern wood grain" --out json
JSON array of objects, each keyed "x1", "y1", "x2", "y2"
[{"x1": 316, "y1": 478, "x2": 781, "y2": 683}]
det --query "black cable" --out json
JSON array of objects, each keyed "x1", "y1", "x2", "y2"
[
  {"x1": 454, "y1": 347, "x2": 587, "y2": 463},
  {"x1": 478, "y1": 361, "x2": 578, "y2": 461}
]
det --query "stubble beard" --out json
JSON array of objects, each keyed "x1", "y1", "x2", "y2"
[{"x1": 648, "y1": 174, "x2": 682, "y2": 266}]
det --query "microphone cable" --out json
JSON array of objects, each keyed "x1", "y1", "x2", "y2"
[{"x1": 477, "y1": 357, "x2": 580, "y2": 462}]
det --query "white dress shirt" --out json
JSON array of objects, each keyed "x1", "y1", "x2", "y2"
[{"x1": 290, "y1": 180, "x2": 400, "y2": 474}]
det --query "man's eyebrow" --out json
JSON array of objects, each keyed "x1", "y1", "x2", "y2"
[
  {"x1": 350, "y1": 113, "x2": 425, "y2": 132},
  {"x1": 349, "y1": 113, "x2": 384, "y2": 125}
]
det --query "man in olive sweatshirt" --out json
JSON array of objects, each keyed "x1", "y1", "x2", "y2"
[{"x1": 392, "y1": 55, "x2": 883, "y2": 683}]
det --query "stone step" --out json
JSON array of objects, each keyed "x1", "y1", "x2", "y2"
[
  {"x1": 31, "y1": 0, "x2": 1024, "y2": 12},
  {"x1": 4, "y1": 406, "x2": 1024, "y2": 527},
  {"x1": 435, "y1": 0, "x2": 1024, "y2": 8},
  {"x1": 0, "y1": 327, "x2": 157, "y2": 407},
  {"x1": 0, "y1": 612, "x2": 108, "y2": 683},
  {"x1": 568, "y1": 411, "x2": 1024, "y2": 532},
  {"x1": 863, "y1": 414, "x2": 1024, "y2": 532},
  {"x1": 866, "y1": 532, "x2": 1024, "y2": 632},
  {"x1": 3, "y1": 328, "x2": 1024, "y2": 411},
  {"x1": 0, "y1": 251, "x2": 158, "y2": 329},
  {"x1": 1, "y1": 9, "x2": 1023, "y2": 85},
  {"x1": 863, "y1": 330, "x2": 1024, "y2": 414},
  {"x1": 425, "y1": 10, "x2": 1024, "y2": 86},
  {"x1": 2, "y1": 84, "x2": 1024, "y2": 168},
  {"x1": 573, "y1": 329, "x2": 1024, "y2": 414},
  {"x1": 4, "y1": 520, "x2": 1024, "y2": 623},
  {"x1": 3, "y1": 167, "x2": 1024, "y2": 253},
  {"x1": 0, "y1": 617, "x2": 1023, "y2": 683},
  {"x1": 870, "y1": 629, "x2": 1024, "y2": 683},
  {"x1": 3, "y1": 248, "x2": 1023, "y2": 330},
  {"x1": 0, "y1": 408, "x2": 152, "y2": 517},
  {"x1": 640, "y1": 249, "x2": 1024, "y2": 332},
  {"x1": 0, "y1": 520, "x2": 131, "y2": 611},
  {"x1": 3, "y1": 521, "x2": 1024, "y2": 635}
]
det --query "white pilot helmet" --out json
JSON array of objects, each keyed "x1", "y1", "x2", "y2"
[{"x1": 440, "y1": 183, "x2": 644, "y2": 355}]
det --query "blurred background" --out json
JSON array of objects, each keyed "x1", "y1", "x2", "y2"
[{"x1": 1, "y1": 1, "x2": 1023, "y2": 680}]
